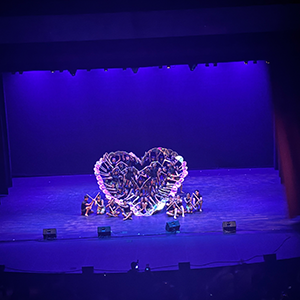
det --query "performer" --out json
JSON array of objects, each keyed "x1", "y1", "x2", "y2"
[
  {"x1": 150, "y1": 163, "x2": 159, "y2": 179},
  {"x1": 149, "y1": 191, "x2": 158, "y2": 205},
  {"x1": 124, "y1": 154, "x2": 132, "y2": 166},
  {"x1": 106, "y1": 199, "x2": 120, "y2": 217},
  {"x1": 81, "y1": 195, "x2": 94, "y2": 216},
  {"x1": 184, "y1": 192, "x2": 194, "y2": 213},
  {"x1": 110, "y1": 156, "x2": 121, "y2": 168},
  {"x1": 157, "y1": 166, "x2": 168, "y2": 184},
  {"x1": 110, "y1": 169, "x2": 121, "y2": 185},
  {"x1": 96, "y1": 195, "x2": 105, "y2": 215},
  {"x1": 175, "y1": 194, "x2": 185, "y2": 218},
  {"x1": 139, "y1": 196, "x2": 150, "y2": 213},
  {"x1": 193, "y1": 190, "x2": 203, "y2": 212},
  {"x1": 124, "y1": 166, "x2": 137, "y2": 187},
  {"x1": 120, "y1": 200, "x2": 133, "y2": 220},
  {"x1": 136, "y1": 171, "x2": 148, "y2": 191},
  {"x1": 166, "y1": 195, "x2": 176, "y2": 218}
]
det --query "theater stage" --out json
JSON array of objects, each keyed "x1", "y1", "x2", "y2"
[{"x1": 0, "y1": 168, "x2": 299, "y2": 274}]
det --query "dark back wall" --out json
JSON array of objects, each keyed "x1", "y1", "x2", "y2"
[{"x1": 3, "y1": 61, "x2": 273, "y2": 176}]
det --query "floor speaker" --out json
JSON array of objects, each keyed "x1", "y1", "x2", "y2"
[
  {"x1": 222, "y1": 221, "x2": 236, "y2": 233},
  {"x1": 97, "y1": 226, "x2": 111, "y2": 237},
  {"x1": 82, "y1": 266, "x2": 94, "y2": 274},
  {"x1": 263, "y1": 254, "x2": 277, "y2": 263},
  {"x1": 166, "y1": 220, "x2": 180, "y2": 232},
  {"x1": 178, "y1": 262, "x2": 190, "y2": 270},
  {"x1": 43, "y1": 228, "x2": 57, "y2": 240}
]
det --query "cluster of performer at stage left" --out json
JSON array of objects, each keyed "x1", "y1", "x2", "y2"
[{"x1": 81, "y1": 190, "x2": 203, "y2": 220}]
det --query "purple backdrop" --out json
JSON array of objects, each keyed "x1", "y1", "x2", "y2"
[{"x1": 3, "y1": 61, "x2": 273, "y2": 176}]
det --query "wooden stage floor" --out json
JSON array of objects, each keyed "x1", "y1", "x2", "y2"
[{"x1": 0, "y1": 168, "x2": 300, "y2": 274}]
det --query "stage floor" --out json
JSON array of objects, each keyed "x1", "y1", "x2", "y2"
[{"x1": 1, "y1": 168, "x2": 300, "y2": 274}]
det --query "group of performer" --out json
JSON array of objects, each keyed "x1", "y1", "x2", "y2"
[
  {"x1": 97, "y1": 148, "x2": 185, "y2": 207},
  {"x1": 166, "y1": 190, "x2": 203, "y2": 219},
  {"x1": 81, "y1": 194, "x2": 133, "y2": 220},
  {"x1": 81, "y1": 190, "x2": 203, "y2": 220}
]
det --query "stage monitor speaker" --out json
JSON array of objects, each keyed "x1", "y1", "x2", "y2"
[
  {"x1": 97, "y1": 226, "x2": 111, "y2": 237},
  {"x1": 178, "y1": 262, "x2": 190, "y2": 271},
  {"x1": 263, "y1": 254, "x2": 277, "y2": 263},
  {"x1": 82, "y1": 266, "x2": 94, "y2": 274},
  {"x1": 43, "y1": 228, "x2": 57, "y2": 240},
  {"x1": 222, "y1": 221, "x2": 236, "y2": 234},
  {"x1": 166, "y1": 220, "x2": 180, "y2": 232}
]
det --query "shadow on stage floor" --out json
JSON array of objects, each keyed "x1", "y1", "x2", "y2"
[{"x1": 0, "y1": 168, "x2": 300, "y2": 274}]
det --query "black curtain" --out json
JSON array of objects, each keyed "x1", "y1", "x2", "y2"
[{"x1": 0, "y1": 74, "x2": 12, "y2": 195}]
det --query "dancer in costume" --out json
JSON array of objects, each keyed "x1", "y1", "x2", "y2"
[
  {"x1": 81, "y1": 195, "x2": 94, "y2": 216},
  {"x1": 136, "y1": 170, "x2": 148, "y2": 183},
  {"x1": 175, "y1": 194, "x2": 185, "y2": 218},
  {"x1": 124, "y1": 154, "x2": 132, "y2": 166},
  {"x1": 157, "y1": 166, "x2": 168, "y2": 184},
  {"x1": 106, "y1": 199, "x2": 120, "y2": 217},
  {"x1": 96, "y1": 195, "x2": 105, "y2": 215},
  {"x1": 166, "y1": 195, "x2": 176, "y2": 218},
  {"x1": 110, "y1": 156, "x2": 121, "y2": 169},
  {"x1": 150, "y1": 162, "x2": 159, "y2": 179},
  {"x1": 184, "y1": 192, "x2": 194, "y2": 213},
  {"x1": 124, "y1": 166, "x2": 137, "y2": 187},
  {"x1": 139, "y1": 196, "x2": 151, "y2": 214},
  {"x1": 120, "y1": 200, "x2": 133, "y2": 220},
  {"x1": 193, "y1": 190, "x2": 203, "y2": 212},
  {"x1": 111, "y1": 169, "x2": 121, "y2": 185}
]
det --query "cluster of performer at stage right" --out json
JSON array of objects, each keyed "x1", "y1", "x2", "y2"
[
  {"x1": 81, "y1": 190, "x2": 203, "y2": 220},
  {"x1": 166, "y1": 190, "x2": 203, "y2": 219}
]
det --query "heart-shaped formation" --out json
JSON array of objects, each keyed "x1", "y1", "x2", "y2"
[{"x1": 94, "y1": 147, "x2": 188, "y2": 216}]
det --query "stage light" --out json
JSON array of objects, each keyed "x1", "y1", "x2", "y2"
[
  {"x1": 244, "y1": 61, "x2": 248, "y2": 65},
  {"x1": 213, "y1": 63, "x2": 217, "y2": 67},
  {"x1": 188, "y1": 64, "x2": 197, "y2": 71},
  {"x1": 51, "y1": 70, "x2": 55, "y2": 73},
  {"x1": 145, "y1": 264, "x2": 151, "y2": 272},
  {"x1": 104, "y1": 68, "x2": 108, "y2": 72},
  {"x1": 205, "y1": 63, "x2": 209, "y2": 67},
  {"x1": 266, "y1": 61, "x2": 270, "y2": 64},
  {"x1": 131, "y1": 67, "x2": 139, "y2": 74},
  {"x1": 167, "y1": 65, "x2": 171, "y2": 69},
  {"x1": 68, "y1": 69, "x2": 77, "y2": 76}
]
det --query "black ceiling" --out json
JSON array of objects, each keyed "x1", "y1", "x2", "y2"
[
  {"x1": 0, "y1": 1, "x2": 299, "y2": 72},
  {"x1": 1, "y1": 0, "x2": 298, "y2": 16}
]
